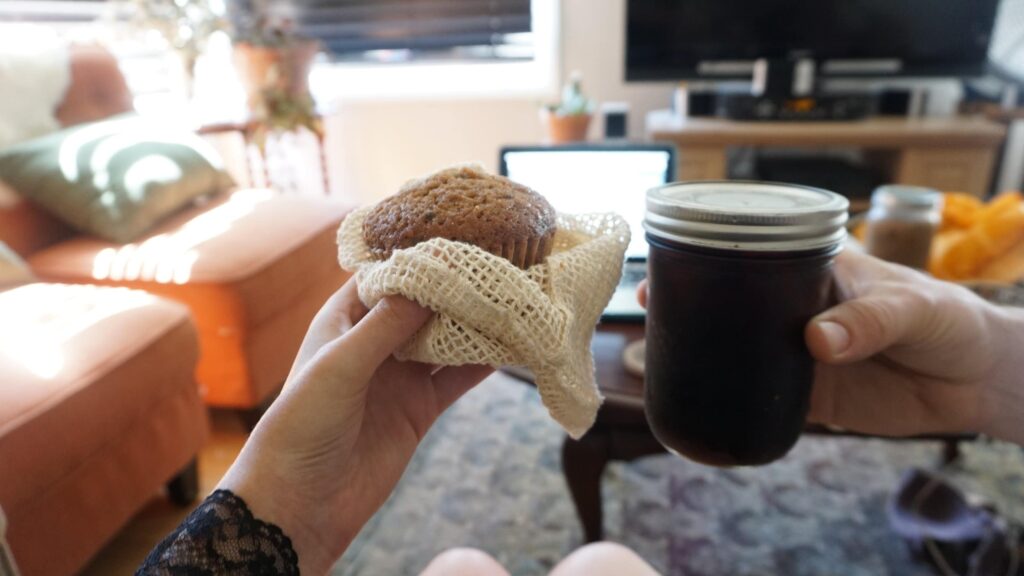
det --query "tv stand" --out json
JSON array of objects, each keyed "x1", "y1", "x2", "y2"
[{"x1": 646, "y1": 111, "x2": 1006, "y2": 200}]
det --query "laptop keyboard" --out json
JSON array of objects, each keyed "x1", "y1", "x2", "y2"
[
  {"x1": 601, "y1": 261, "x2": 647, "y2": 320},
  {"x1": 620, "y1": 262, "x2": 647, "y2": 286}
]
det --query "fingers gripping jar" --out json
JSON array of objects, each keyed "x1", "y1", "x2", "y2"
[{"x1": 643, "y1": 181, "x2": 848, "y2": 466}]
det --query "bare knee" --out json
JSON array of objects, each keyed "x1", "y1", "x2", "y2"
[
  {"x1": 419, "y1": 547, "x2": 510, "y2": 576},
  {"x1": 549, "y1": 542, "x2": 660, "y2": 576}
]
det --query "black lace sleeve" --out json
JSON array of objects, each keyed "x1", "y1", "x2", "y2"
[{"x1": 136, "y1": 489, "x2": 299, "y2": 575}]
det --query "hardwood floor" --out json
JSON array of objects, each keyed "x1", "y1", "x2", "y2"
[{"x1": 80, "y1": 410, "x2": 249, "y2": 575}]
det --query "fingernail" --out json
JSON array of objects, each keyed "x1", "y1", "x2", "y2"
[{"x1": 817, "y1": 321, "x2": 850, "y2": 356}]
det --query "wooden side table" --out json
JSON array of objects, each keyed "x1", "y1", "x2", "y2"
[
  {"x1": 647, "y1": 114, "x2": 1007, "y2": 202},
  {"x1": 562, "y1": 322, "x2": 972, "y2": 544},
  {"x1": 197, "y1": 117, "x2": 330, "y2": 195}
]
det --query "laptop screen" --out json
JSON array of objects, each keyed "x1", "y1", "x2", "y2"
[{"x1": 500, "y1": 146, "x2": 674, "y2": 260}]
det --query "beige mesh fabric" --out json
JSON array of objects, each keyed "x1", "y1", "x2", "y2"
[{"x1": 338, "y1": 207, "x2": 630, "y2": 438}]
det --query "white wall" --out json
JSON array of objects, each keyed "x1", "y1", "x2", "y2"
[
  {"x1": 322, "y1": 0, "x2": 676, "y2": 205},
  {"x1": 323, "y1": 98, "x2": 541, "y2": 204},
  {"x1": 559, "y1": 0, "x2": 675, "y2": 140}
]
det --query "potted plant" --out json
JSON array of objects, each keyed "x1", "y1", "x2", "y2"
[
  {"x1": 128, "y1": 0, "x2": 226, "y2": 97},
  {"x1": 540, "y1": 71, "x2": 595, "y2": 143},
  {"x1": 227, "y1": 0, "x2": 322, "y2": 143}
]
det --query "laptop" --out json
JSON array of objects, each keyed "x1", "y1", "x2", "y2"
[{"x1": 499, "y1": 143, "x2": 676, "y2": 322}]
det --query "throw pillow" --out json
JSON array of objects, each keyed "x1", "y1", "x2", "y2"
[
  {"x1": 0, "y1": 241, "x2": 33, "y2": 287},
  {"x1": 0, "y1": 114, "x2": 234, "y2": 243}
]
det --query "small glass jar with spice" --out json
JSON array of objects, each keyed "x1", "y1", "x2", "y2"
[{"x1": 863, "y1": 185, "x2": 943, "y2": 270}]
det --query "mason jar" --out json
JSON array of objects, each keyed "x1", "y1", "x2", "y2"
[
  {"x1": 863, "y1": 185, "x2": 943, "y2": 270},
  {"x1": 643, "y1": 181, "x2": 848, "y2": 466}
]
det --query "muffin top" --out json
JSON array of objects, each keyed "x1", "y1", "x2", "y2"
[{"x1": 363, "y1": 165, "x2": 557, "y2": 259}]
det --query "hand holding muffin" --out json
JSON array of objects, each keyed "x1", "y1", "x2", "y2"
[
  {"x1": 218, "y1": 284, "x2": 493, "y2": 575},
  {"x1": 338, "y1": 164, "x2": 631, "y2": 437}
]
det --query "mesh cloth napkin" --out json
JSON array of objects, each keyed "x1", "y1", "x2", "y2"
[{"x1": 338, "y1": 207, "x2": 630, "y2": 438}]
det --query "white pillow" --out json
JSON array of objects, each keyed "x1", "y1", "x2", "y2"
[{"x1": 0, "y1": 25, "x2": 70, "y2": 150}]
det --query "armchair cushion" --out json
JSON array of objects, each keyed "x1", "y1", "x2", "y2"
[
  {"x1": 27, "y1": 189, "x2": 352, "y2": 407},
  {"x1": 0, "y1": 180, "x2": 72, "y2": 258},
  {"x1": 0, "y1": 243, "x2": 32, "y2": 288}
]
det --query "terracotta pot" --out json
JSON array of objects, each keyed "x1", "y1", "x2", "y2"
[
  {"x1": 540, "y1": 108, "x2": 592, "y2": 143},
  {"x1": 233, "y1": 39, "x2": 319, "y2": 105}
]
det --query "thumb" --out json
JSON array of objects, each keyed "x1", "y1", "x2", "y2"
[
  {"x1": 805, "y1": 291, "x2": 931, "y2": 364},
  {"x1": 317, "y1": 295, "x2": 433, "y2": 380}
]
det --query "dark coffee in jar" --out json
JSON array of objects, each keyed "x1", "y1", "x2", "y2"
[{"x1": 643, "y1": 181, "x2": 848, "y2": 466}]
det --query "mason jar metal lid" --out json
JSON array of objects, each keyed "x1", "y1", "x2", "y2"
[
  {"x1": 644, "y1": 181, "x2": 849, "y2": 251},
  {"x1": 870, "y1": 185, "x2": 942, "y2": 211}
]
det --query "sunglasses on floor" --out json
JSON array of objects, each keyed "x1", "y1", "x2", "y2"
[{"x1": 889, "y1": 468, "x2": 1022, "y2": 576}]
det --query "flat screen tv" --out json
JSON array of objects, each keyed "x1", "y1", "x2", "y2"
[{"x1": 626, "y1": 0, "x2": 1001, "y2": 81}]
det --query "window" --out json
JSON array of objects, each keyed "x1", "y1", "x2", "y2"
[
  {"x1": 306, "y1": 0, "x2": 559, "y2": 101},
  {"x1": 0, "y1": 0, "x2": 107, "y2": 25},
  {"x1": 248, "y1": 0, "x2": 534, "y2": 64},
  {"x1": 0, "y1": 2, "x2": 181, "y2": 101},
  {"x1": 1, "y1": 0, "x2": 560, "y2": 103},
  {"x1": 990, "y1": 0, "x2": 1024, "y2": 83}
]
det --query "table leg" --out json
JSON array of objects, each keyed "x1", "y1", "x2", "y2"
[
  {"x1": 167, "y1": 458, "x2": 199, "y2": 507},
  {"x1": 262, "y1": 146, "x2": 272, "y2": 190},
  {"x1": 317, "y1": 131, "x2": 330, "y2": 195},
  {"x1": 942, "y1": 439, "x2": 961, "y2": 465},
  {"x1": 562, "y1": 428, "x2": 611, "y2": 543}
]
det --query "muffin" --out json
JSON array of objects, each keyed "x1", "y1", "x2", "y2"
[{"x1": 362, "y1": 165, "x2": 557, "y2": 269}]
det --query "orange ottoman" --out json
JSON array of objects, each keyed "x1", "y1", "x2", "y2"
[
  {"x1": 0, "y1": 283, "x2": 207, "y2": 576},
  {"x1": 27, "y1": 189, "x2": 353, "y2": 411}
]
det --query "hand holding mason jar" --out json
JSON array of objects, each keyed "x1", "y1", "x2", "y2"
[{"x1": 639, "y1": 181, "x2": 1024, "y2": 467}]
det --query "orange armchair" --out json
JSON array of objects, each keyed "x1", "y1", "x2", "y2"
[{"x1": 2, "y1": 45, "x2": 352, "y2": 415}]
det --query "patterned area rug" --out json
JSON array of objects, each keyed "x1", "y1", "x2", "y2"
[{"x1": 331, "y1": 373, "x2": 1024, "y2": 576}]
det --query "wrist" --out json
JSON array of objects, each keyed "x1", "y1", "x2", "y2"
[
  {"x1": 218, "y1": 454, "x2": 349, "y2": 575},
  {"x1": 978, "y1": 305, "x2": 1024, "y2": 445}
]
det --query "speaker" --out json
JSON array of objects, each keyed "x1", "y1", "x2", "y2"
[
  {"x1": 878, "y1": 89, "x2": 911, "y2": 115},
  {"x1": 688, "y1": 92, "x2": 717, "y2": 117},
  {"x1": 878, "y1": 88, "x2": 928, "y2": 117},
  {"x1": 601, "y1": 102, "x2": 629, "y2": 139},
  {"x1": 673, "y1": 86, "x2": 716, "y2": 118}
]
